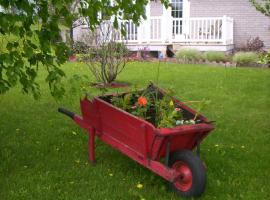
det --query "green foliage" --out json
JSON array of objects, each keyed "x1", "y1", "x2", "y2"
[
  {"x1": 110, "y1": 85, "x2": 202, "y2": 128},
  {"x1": 0, "y1": 0, "x2": 165, "y2": 99},
  {"x1": 176, "y1": 49, "x2": 202, "y2": 63},
  {"x1": 187, "y1": 99, "x2": 211, "y2": 121},
  {"x1": 204, "y1": 51, "x2": 229, "y2": 63},
  {"x1": 72, "y1": 41, "x2": 89, "y2": 54},
  {"x1": 233, "y1": 52, "x2": 259, "y2": 66},
  {"x1": 155, "y1": 97, "x2": 183, "y2": 128},
  {"x1": 0, "y1": 0, "x2": 74, "y2": 98},
  {"x1": 111, "y1": 93, "x2": 133, "y2": 112},
  {"x1": 258, "y1": 50, "x2": 270, "y2": 66},
  {"x1": 250, "y1": 0, "x2": 270, "y2": 17}
]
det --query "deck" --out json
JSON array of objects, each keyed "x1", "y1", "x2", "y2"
[
  {"x1": 118, "y1": 16, "x2": 234, "y2": 52},
  {"x1": 73, "y1": 15, "x2": 234, "y2": 54}
]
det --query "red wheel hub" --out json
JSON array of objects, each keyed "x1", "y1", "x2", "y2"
[{"x1": 172, "y1": 161, "x2": 193, "y2": 192}]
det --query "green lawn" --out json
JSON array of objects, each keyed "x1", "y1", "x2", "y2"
[{"x1": 0, "y1": 62, "x2": 269, "y2": 200}]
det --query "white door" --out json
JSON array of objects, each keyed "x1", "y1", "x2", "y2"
[{"x1": 171, "y1": 0, "x2": 190, "y2": 39}]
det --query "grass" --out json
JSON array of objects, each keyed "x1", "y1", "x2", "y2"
[{"x1": 0, "y1": 62, "x2": 269, "y2": 200}]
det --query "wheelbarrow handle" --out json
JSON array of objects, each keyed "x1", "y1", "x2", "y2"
[{"x1": 58, "y1": 107, "x2": 75, "y2": 119}]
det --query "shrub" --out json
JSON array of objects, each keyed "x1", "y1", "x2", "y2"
[
  {"x1": 233, "y1": 52, "x2": 259, "y2": 66},
  {"x1": 176, "y1": 49, "x2": 202, "y2": 63},
  {"x1": 204, "y1": 51, "x2": 229, "y2": 63},
  {"x1": 238, "y1": 37, "x2": 264, "y2": 52},
  {"x1": 85, "y1": 41, "x2": 129, "y2": 83},
  {"x1": 72, "y1": 41, "x2": 89, "y2": 54},
  {"x1": 258, "y1": 50, "x2": 270, "y2": 67},
  {"x1": 246, "y1": 37, "x2": 264, "y2": 52}
]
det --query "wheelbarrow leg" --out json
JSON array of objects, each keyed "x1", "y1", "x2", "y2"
[{"x1": 88, "y1": 127, "x2": 96, "y2": 164}]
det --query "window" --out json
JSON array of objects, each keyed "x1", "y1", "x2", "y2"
[{"x1": 171, "y1": 0, "x2": 183, "y2": 18}]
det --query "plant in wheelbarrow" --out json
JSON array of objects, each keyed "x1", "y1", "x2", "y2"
[{"x1": 58, "y1": 83, "x2": 214, "y2": 198}]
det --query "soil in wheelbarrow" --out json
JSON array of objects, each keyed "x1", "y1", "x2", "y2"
[{"x1": 99, "y1": 84, "x2": 203, "y2": 129}]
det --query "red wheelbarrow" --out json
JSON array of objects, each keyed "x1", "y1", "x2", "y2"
[{"x1": 58, "y1": 84, "x2": 214, "y2": 198}]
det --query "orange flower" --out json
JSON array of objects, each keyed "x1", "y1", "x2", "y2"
[{"x1": 138, "y1": 96, "x2": 148, "y2": 106}]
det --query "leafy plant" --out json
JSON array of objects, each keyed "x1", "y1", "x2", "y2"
[
  {"x1": 250, "y1": 0, "x2": 270, "y2": 17},
  {"x1": 155, "y1": 98, "x2": 183, "y2": 128},
  {"x1": 0, "y1": 0, "x2": 162, "y2": 99},
  {"x1": 191, "y1": 99, "x2": 211, "y2": 121},
  {"x1": 246, "y1": 37, "x2": 264, "y2": 52},
  {"x1": 258, "y1": 50, "x2": 270, "y2": 67},
  {"x1": 204, "y1": 51, "x2": 229, "y2": 63},
  {"x1": 233, "y1": 52, "x2": 259, "y2": 66},
  {"x1": 72, "y1": 41, "x2": 89, "y2": 54},
  {"x1": 110, "y1": 85, "x2": 208, "y2": 128},
  {"x1": 176, "y1": 49, "x2": 202, "y2": 63},
  {"x1": 111, "y1": 93, "x2": 133, "y2": 112}
]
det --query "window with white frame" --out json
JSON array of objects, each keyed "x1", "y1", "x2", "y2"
[{"x1": 171, "y1": 0, "x2": 183, "y2": 18}]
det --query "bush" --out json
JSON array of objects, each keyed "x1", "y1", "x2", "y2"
[
  {"x1": 85, "y1": 40, "x2": 129, "y2": 84},
  {"x1": 233, "y1": 52, "x2": 259, "y2": 66},
  {"x1": 72, "y1": 41, "x2": 89, "y2": 54},
  {"x1": 258, "y1": 50, "x2": 270, "y2": 67},
  {"x1": 176, "y1": 49, "x2": 202, "y2": 63},
  {"x1": 246, "y1": 37, "x2": 264, "y2": 52},
  {"x1": 238, "y1": 37, "x2": 264, "y2": 52},
  {"x1": 204, "y1": 51, "x2": 229, "y2": 63}
]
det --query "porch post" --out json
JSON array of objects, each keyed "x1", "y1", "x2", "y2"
[
  {"x1": 137, "y1": 23, "x2": 142, "y2": 44},
  {"x1": 162, "y1": 2, "x2": 172, "y2": 43},
  {"x1": 222, "y1": 15, "x2": 227, "y2": 45},
  {"x1": 145, "y1": 2, "x2": 151, "y2": 43}
]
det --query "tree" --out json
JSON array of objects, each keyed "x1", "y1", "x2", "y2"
[
  {"x1": 0, "y1": 0, "x2": 168, "y2": 99},
  {"x1": 250, "y1": 0, "x2": 270, "y2": 17}
]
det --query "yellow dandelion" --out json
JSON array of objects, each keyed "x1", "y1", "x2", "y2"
[
  {"x1": 169, "y1": 100, "x2": 174, "y2": 106},
  {"x1": 109, "y1": 173, "x2": 113, "y2": 177},
  {"x1": 136, "y1": 183, "x2": 143, "y2": 189},
  {"x1": 215, "y1": 144, "x2": 219, "y2": 147},
  {"x1": 72, "y1": 131, "x2": 77, "y2": 135},
  {"x1": 241, "y1": 145, "x2": 245, "y2": 149}
]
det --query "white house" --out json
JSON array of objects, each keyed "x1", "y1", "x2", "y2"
[{"x1": 73, "y1": 0, "x2": 270, "y2": 56}]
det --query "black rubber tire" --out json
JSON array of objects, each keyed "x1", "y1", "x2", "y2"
[{"x1": 168, "y1": 150, "x2": 206, "y2": 198}]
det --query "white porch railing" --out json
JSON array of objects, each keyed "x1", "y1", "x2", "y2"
[
  {"x1": 116, "y1": 17, "x2": 163, "y2": 42},
  {"x1": 172, "y1": 16, "x2": 234, "y2": 44},
  {"x1": 118, "y1": 16, "x2": 233, "y2": 45},
  {"x1": 150, "y1": 17, "x2": 162, "y2": 41},
  {"x1": 123, "y1": 21, "x2": 138, "y2": 41}
]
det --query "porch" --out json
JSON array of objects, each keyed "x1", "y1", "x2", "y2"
[{"x1": 119, "y1": 15, "x2": 234, "y2": 53}]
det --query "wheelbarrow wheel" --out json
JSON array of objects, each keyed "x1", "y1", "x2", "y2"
[{"x1": 168, "y1": 150, "x2": 206, "y2": 198}]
